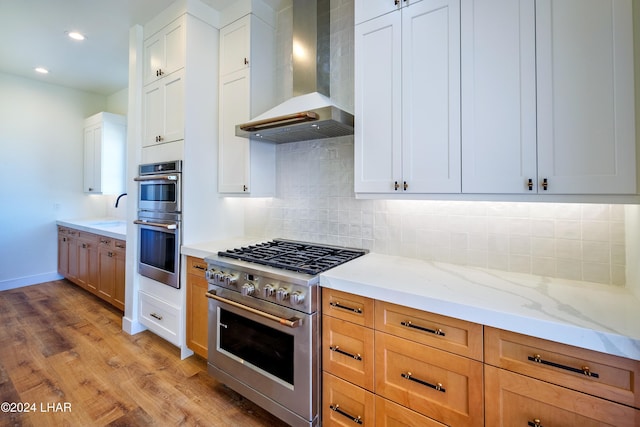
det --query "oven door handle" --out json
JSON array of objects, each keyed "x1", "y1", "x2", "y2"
[
  {"x1": 134, "y1": 174, "x2": 179, "y2": 182},
  {"x1": 205, "y1": 291, "x2": 302, "y2": 328},
  {"x1": 133, "y1": 220, "x2": 177, "y2": 230}
]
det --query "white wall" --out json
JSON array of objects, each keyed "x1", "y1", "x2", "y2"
[{"x1": 0, "y1": 72, "x2": 109, "y2": 290}]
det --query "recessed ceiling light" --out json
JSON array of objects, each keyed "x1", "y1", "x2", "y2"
[
  {"x1": 67, "y1": 31, "x2": 86, "y2": 41},
  {"x1": 34, "y1": 67, "x2": 49, "y2": 74}
]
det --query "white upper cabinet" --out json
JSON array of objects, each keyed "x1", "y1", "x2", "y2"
[
  {"x1": 143, "y1": 16, "x2": 185, "y2": 86},
  {"x1": 218, "y1": 13, "x2": 276, "y2": 196},
  {"x1": 536, "y1": 0, "x2": 636, "y2": 194},
  {"x1": 355, "y1": 0, "x2": 461, "y2": 194},
  {"x1": 462, "y1": 0, "x2": 636, "y2": 195},
  {"x1": 142, "y1": 69, "x2": 185, "y2": 148},
  {"x1": 355, "y1": 0, "x2": 424, "y2": 24},
  {"x1": 84, "y1": 113, "x2": 126, "y2": 195},
  {"x1": 461, "y1": 0, "x2": 537, "y2": 194}
]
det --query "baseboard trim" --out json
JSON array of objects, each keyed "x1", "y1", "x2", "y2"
[{"x1": 0, "y1": 272, "x2": 64, "y2": 292}]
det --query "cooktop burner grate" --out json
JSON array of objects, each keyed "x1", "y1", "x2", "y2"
[{"x1": 218, "y1": 239, "x2": 366, "y2": 275}]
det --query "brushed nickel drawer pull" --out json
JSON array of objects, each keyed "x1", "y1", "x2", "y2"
[
  {"x1": 400, "y1": 320, "x2": 445, "y2": 337},
  {"x1": 329, "y1": 345, "x2": 363, "y2": 361},
  {"x1": 150, "y1": 312, "x2": 163, "y2": 321},
  {"x1": 401, "y1": 372, "x2": 446, "y2": 393},
  {"x1": 193, "y1": 264, "x2": 206, "y2": 271},
  {"x1": 528, "y1": 354, "x2": 599, "y2": 378},
  {"x1": 329, "y1": 404, "x2": 363, "y2": 424},
  {"x1": 528, "y1": 419, "x2": 543, "y2": 427},
  {"x1": 329, "y1": 301, "x2": 362, "y2": 314}
]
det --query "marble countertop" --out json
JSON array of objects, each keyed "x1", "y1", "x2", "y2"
[
  {"x1": 181, "y1": 239, "x2": 640, "y2": 361},
  {"x1": 57, "y1": 217, "x2": 127, "y2": 240}
]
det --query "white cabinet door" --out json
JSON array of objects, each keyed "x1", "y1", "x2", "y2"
[
  {"x1": 354, "y1": 11, "x2": 402, "y2": 193},
  {"x1": 355, "y1": 0, "x2": 401, "y2": 24},
  {"x1": 219, "y1": 15, "x2": 250, "y2": 77},
  {"x1": 461, "y1": 0, "x2": 537, "y2": 193},
  {"x1": 536, "y1": 0, "x2": 636, "y2": 194},
  {"x1": 143, "y1": 17, "x2": 185, "y2": 86},
  {"x1": 84, "y1": 125, "x2": 101, "y2": 193},
  {"x1": 402, "y1": 0, "x2": 460, "y2": 193},
  {"x1": 83, "y1": 113, "x2": 126, "y2": 195},
  {"x1": 142, "y1": 69, "x2": 185, "y2": 148},
  {"x1": 218, "y1": 70, "x2": 251, "y2": 193}
]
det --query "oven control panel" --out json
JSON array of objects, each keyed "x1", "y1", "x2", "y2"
[{"x1": 205, "y1": 265, "x2": 317, "y2": 314}]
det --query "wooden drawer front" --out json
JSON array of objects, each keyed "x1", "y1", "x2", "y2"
[
  {"x1": 323, "y1": 372, "x2": 375, "y2": 426},
  {"x1": 485, "y1": 365, "x2": 640, "y2": 427},
  {"x1": 375, "y1": 301, "x2": 483, "y2": 361},
  {"x1": 375, "y1": 332, "x2": 483, "y2": 427},
  {"x1": 139, "y1": 291, "x2": 180, "y2": 345},
  {"x1": 374, "y1": 396, "x2": 446, "y2": 427},
  {"x1": 485, "y1": 327, "x2": 640, "y2": 408},
  {"x1": 323, "y1": 288, "x2": 375, "y2": 327},
  {"x1": 323, "y1": 315, "x2": 375, "y2": 391},
  {"x1": 113, "y1": 239, "x2": 126, "y2": 251},
  {"x1": 187, "y1": 256, "x2": 207, "y2": 276}
]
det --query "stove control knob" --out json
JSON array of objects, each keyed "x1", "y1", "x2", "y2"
[
  {"x1": 276, "y1": 288, "x2": 289, "y2": 303},
  {"x1": 263, "y1": 284, "x2": 275, "y2": 298},
  {"x1": 205, "y1": 269, "x2": 216, "y2": 280},
  {"x1": 224, "y1": 274, "x2": 238, "y2": 287},
  {"x1": 290, "y1": 291, "x2": 305, "y2": 305},
  {"x1": 241, "y1": 283, "x2": 255, "y2": 296}
]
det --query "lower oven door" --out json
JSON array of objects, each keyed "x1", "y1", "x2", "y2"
[
  {"x1": 135, "y1": 216, "x2": 180, "y2": 288},
  {"x1": 206, "y1": 286, "x2": 318, "y2": 424}
]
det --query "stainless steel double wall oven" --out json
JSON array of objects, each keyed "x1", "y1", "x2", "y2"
[
  {"x1": 134, "y1": 161, "x2": 182, "y2": 288},
  {"x1": 205, "y1": 240, "x2": 367, "y2": 427}
]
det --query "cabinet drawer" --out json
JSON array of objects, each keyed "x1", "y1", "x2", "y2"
[
  {"x1": 375, "y1": 396, "x2": 446, "y2": 427},
  {"x1": 485, "y1": 365, "x2": 640, "y2": 427},
  {"x1": 485, "y1": 327, "x2": 640, "y2": 408},
  {"x1": 139, "y1": 291, "x2": 180, "y2": 345},
  {"x1": 375, "y1": 301, "x2": 483, "y2": 360},
  {"x1": 323, "y1": 372, "x2": 375, "y2": 427},
  {"x1": 186, "y1": 256, "x2": 207, "y2": 276},
  {"x1": 323, "y1": 315, "x2": 375, "y2": 391},
  {"x1": 323, "y1": 288, "x2": 374, "y2": 327},
  {"x1": 375, "y1": 331, "x2": 483, "y2": 427}
]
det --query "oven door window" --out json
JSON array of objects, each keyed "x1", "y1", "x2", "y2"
[
  {"x1": 140, "y1": 228, "x2": 176, "y2": 272},
  {"x1": 218, "y1": 309, "x2": 294, "y2": 385},
  {"x1": 140, "y1": 182, "x2": 176, "y2": 203}
]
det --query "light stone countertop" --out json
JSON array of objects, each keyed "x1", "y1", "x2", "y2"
[
  {"x1": 57, "y1": 217, "x2": 127, "y2": 240},
  {"x1": 181, "y1": 239, "x2": 640, "y2": 361}
]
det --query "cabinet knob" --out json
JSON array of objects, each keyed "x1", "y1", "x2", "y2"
[{"x1": 244, "y1": 57, "x2": 249, "y2": 65}]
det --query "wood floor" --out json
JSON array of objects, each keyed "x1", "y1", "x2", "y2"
[{"x1": 0, "y1": 280, "x2": 289, "y2": 427}]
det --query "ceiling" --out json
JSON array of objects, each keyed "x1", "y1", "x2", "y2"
[{"x1": 0, "y1": 0, "x2": 284, "y2": 96}]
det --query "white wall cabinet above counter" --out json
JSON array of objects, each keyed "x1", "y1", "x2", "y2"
[
  {"x1": 355, "y1": 0, "x2": 637, "y2": 200},
  {"x1": 83, "y1": 112, "x2": 126, "y2": 195}
]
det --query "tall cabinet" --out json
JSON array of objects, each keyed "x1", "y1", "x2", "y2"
[
  {"x1": 461, "y1": 0, "x2": 636, "y2": 195},
  {"x1": 83, "y1": 112, "x2": 126, "y2": 194},
  {"x1": 217, "y1": 11, "x2": 276, "y2": 196},
  {"x1": 354, "y1": 0, "x2": 461, "y2": 194}
]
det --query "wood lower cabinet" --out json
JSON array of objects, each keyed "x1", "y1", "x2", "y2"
[
  {"x1": 485, "y1": 365, "x2": 639, "y2": 427},
  {"x1": 186, "y1": 256, "x2": 208, "y2": 358},
  {"x1": 375, "y1": 396, "x2": 446, "y2": 427},
  {"x1": 57, "y1": 225, "x2": 125, "y2": 311},
  {"x1": 323, "y1": 372, "x2": 375, "y2": 426}
]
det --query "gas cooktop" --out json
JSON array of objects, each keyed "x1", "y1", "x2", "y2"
[{"x1": 217, "y1": 239, "x2": 367, "y2": 276}]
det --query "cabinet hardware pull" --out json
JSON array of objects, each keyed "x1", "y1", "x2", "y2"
[
  {"x1": 403, "y1": 181, "x2": 408, "y2": 191},
  {"x1": 329, "y1": 404, "x2": 363, "y2": 424},
  {"x1": 542, "y1": 178, "x2": 548, "y2": 190},
  {"x1": 193, "y1": 265, "x2": 206, "y2": 271},
  {"x1": 394, "y1": 0, "x2": 400, "y2": 5},
  {"x1": 527, "y1": 354, "x2": 599, "y2": 378},
  {"x1": 206, "y1": 291, "x2": 302, "y2": 328},
  {"x1": 329, "y1": 301, "x2": 362, "y2": 314},
  {"x1": 394, "y1": 181, "x2": 399, "y2": 191},
  {"x1": 156, "y1": 69, "x2": 164, "y2": 77},
  {"x1": 243, "y1": 185, "x2": 248, "y2": 192},
  {"x1": 82, "y1": 243, "x2": 88, "y2": 249},
  {"x1": 115, "y1": 243, "x2": 125, "y2": 249},
  {"x1": 108, "y1": 251, "x2": 113, "y2": 257},
  {"x1": 329, "y1": 345, "x2": 363, "y2": 361},
  {"x1": 401, "y1": 372, "x2": 446, "y2": 392},
  {"x1": 528, "y1": 419, "x2": 543, "y2": 427},
  {"x1": 400, "y1": 320, "x2": 445, "y2": 336},
  {"x1": 527, "y1": 178, "x2": 533, "y2": 191},
  {"x1": 150, "y1": 312, "x2": 163, "y2": 321},
  {"x1": 244, "y1": 57, "x2": 249, "y2": 65}
]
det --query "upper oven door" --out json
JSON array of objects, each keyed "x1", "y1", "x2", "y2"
[
  {"x1": 134, "y1": 173, "x2": 181, "y2": 213},
  {"x1": 206, "y1": 287, "x2": 318, "y2": 420}
]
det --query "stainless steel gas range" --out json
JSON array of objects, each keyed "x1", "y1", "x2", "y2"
[{"x1": 204, "y1": 239, "x2": 367, "y2": 427}]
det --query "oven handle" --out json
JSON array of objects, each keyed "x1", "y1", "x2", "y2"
[
  {"x1": 134, "y1": 174, "x2": 179, "y2": 182},
  {"x1": 205, "y1": 291, "x2": 302, "y2": 328},
  {"x1": 133, "y1": 220, "x2": 177, "y2": 230}
]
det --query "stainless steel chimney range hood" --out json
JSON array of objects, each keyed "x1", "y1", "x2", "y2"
[{"x1": 235, "y1": 0, "x2": 354, "y2": 144}]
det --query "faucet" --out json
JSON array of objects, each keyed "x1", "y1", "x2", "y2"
[{"x1": 115, "y1": 193, "x2": 127, "y2": 208}]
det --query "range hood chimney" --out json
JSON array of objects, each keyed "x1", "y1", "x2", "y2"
[{"x1": 235, "y1": 0, "x2": 354, "y2": 144}]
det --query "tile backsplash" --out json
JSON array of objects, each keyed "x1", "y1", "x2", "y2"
[{"x1": 243, "y1": 138, "x2": 627, "y2": 286}]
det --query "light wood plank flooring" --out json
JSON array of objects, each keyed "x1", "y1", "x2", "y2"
[{"x1": 0, "y1": 280, "x2": 289, "y2": 426}]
